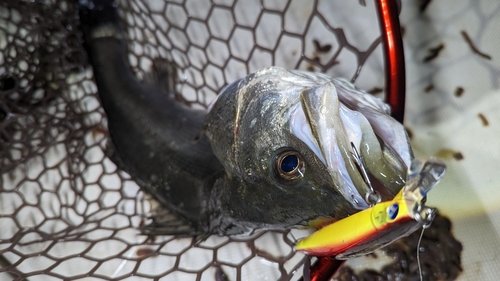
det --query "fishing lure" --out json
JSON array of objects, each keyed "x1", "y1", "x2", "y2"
[{"x1": 295, "y1": 157, "x2": 445, "y2": 259}]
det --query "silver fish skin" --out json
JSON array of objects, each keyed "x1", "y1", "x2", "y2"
[{"x1": 204, "y1": 67, "x2": 413, "y2": 235}]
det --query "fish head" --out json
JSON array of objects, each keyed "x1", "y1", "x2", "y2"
[{"x1": 204, "y1": 67, "x2": 413, "y2": 233}]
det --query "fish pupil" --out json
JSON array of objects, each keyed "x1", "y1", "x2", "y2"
[
  {"x1": 281, "y1": 154, "x2": 299, "y2": 173},
  {"x1": 274, "y1": 150, "x2": 305, "y2": 183}
]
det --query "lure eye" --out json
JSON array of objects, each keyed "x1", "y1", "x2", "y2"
[
  {"x1": 387, "y1": 203, "x2": 399, "y2": 220},
  {"x1": 275, "y1": 150, "x2": 305, "y2": 183}
]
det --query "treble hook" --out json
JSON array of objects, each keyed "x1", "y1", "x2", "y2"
[{"x1": 350, "y1": 142, "x2": 382, "y2": 206}]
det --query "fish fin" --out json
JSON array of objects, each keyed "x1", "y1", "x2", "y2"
[
  {"x1": 141, "y1": 209, "x2": 201, "y2": 236},
  {"x1": 143, "y1": 58, "x2": 178, "y2": 97},
  {"x1": 143, "y1": 58, "x2": 201, "y2": 108},
  {"x1": 104, "y1": 140, "x2": 128, "y2": 173},
  {"x1": 193, "y1": 233, "x2": 212, "y2": 245},
  {"x1": 214, "y1": 263, "x2": 230, "y2": 281}
]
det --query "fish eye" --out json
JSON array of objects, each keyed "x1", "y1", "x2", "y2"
[{"x1": 274, "y1": 150, "x2": 305, "y2": 183}]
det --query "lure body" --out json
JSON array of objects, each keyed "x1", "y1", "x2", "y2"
[
  {"x1": 296, "y1": 188, "x2": 417, "y2": 258},
  {"x1": 296, "y1": 157, "x2": 445, "y2": 259}
]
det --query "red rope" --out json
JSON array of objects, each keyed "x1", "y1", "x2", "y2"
[
  {"x1": 375, "y1": 0, "x2": 406, "y2": 123},
  {"x1": 308, "y1": 257, "x2": 345, "y2": 281}
]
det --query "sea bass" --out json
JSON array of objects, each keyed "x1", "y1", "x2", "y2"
[{"x1": 77, "y1": 0, "x2": 412, "y2": 236}]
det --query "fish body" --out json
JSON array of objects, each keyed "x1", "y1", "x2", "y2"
[{"x1": 77, "y1": 0, "x2": 413, "y2": 236}]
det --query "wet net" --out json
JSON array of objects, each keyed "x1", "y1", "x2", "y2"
[{"x1": 0, "y1": 0, "x2": 463, "y2": 280}]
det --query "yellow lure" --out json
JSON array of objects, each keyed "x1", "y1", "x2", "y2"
[{"x1": 295, "y1": 157, "x2": 445, "y2": 259}]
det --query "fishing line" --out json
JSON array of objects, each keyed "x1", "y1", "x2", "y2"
[
  {"x1": 416, "y1": 206, "x2": 437, "y2": 281},
  {"x1": 417, "y1": 226, "x2": 426, "y2": 281}
]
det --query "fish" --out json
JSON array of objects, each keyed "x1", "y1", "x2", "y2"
[
  {"x1": 76, "y1": 0, "x2": 413, "y2": 236},
  {"x1": 204, "y1": 68, "x2": 413, "y2": 235}
]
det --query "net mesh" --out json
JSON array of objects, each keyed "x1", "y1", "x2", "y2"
[{"x1": 0, "y1": 0, "x2": 463, "y2": 280}]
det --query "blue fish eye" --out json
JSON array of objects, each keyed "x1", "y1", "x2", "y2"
[
  {"x1": 387, "y1": 203, "x2": 399, "y2": 220},
  {"x1": 275, "y1": 150, "x2": 305, "y2": 183},
  {"x1": 281, "y1": 154, "x2": 298, "y2": 173}
]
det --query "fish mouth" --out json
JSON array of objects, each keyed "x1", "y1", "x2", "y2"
[{"x1": 291, "y1": 81, "x2": 410, "y2": 210}]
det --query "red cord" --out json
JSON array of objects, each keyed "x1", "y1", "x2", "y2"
[
  {"x1": 375, "y1": 0, "x2": 406, "y2": 123},
  {"x1": 306, "y1": 1, "x2": 406, "y2": 280},
  {"x1": 308, "y1": 257, "x2": 345, "y2": 281}
]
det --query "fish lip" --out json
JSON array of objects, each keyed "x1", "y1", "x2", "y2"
[
  {"x1": 290, "y1": 85, "x2": 370, "y2": 210},
  {"x1": 333, "y1": 79, "x2": 412, "y2": 168},
  {"x1": 290, "y1": 81, "x2": 408, "y2": 209},
  {"x1": 290, "y1": 105, "x2": 393, "y2": 209}
]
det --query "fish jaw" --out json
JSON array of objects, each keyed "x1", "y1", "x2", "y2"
[{"x1": 291, "y1": 80, "x2": 411, "y2": 209}]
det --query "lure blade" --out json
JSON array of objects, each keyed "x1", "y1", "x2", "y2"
[{"x1": 295, "y1": 157, "x2": 445, "y2": 259}]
